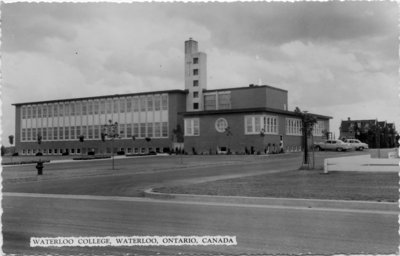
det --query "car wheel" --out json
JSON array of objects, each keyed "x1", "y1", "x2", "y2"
[
  {"x1": 337, "y1": 147, "x2": 343, "y2": 152},
  {"x1": 315, "y1": 146, "x2": 321, "y2": 151},
  {"x1": 359, "y1": 147, "x2": 364, "y2": 151}
]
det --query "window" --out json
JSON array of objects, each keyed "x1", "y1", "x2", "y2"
[
  {"x1": 100, "y1": 100, "x2": 106, "y2": 114},
  {"x1": 161, "y1": 95, "x2": 168, "y2": 110},
  {"x1": 286, "y1": 118, "x2": 302, "y2": 136},
  {"x1": 88, "y1": 126, "x2": 93, "y2": 139},
  {"x1": 185, "y1": 118, "x2": 200, "y2": 136},
  {"x1": 76, "y1": 127, "x2": 81, "y2": 137},
  {"x1": 70, "y1": 126, "x2": 75, "y2": 140},
  {"x1": 64, "y1": 103, "x2": 69, "y2": 116},
  {"x1": 119, "y1": 124, "x2": 126, "y2": 138},
  {"x1": 27, "y1": 106, "x2": 32, "y2": 119},
  {"x1": 245, "y1": 115, "x2": 278, "y2": 135},
  {"x1": 193, "y1": 80, "x2": 199, "y2": 87},
  {"x1": 94, "y1": 101, "x2": 99, "y2": 115},
  {"x1": 32, "y1": 128, "x2": 37, "y2": 140},
  {"x1": 218, "y1": 92, "x2": 231, "y2": 110},
  {"x1": 88, "y1": 101, "x2": 93, "y2": 115},
  {"x1": 204, "y1": 94, "x2": 216, "y2": 110},
  {"x1": 154, "y1": 95, "x2": 161, "y2": 111},
  {"x1": 37, "y1": 105, "x2": 42, "y2": 118},
  {"x1": 126, "y1": 98, "x2": 132, "y2": 112},
  {"x1": 106, "y1": 100, "x2": 112, "y2": 114},
  {"x1": 193, "y1": 103, "x2": 199, "y2": 110},
  {"x1": 215, "y1": 118, "x2": 228, "y2": 133},
  {"x1": 193, "y1": 69, "x2": 199, "y2": 76},
  {"x1": 75, "y1": 102, "x2": 81, "y2": 116},
  {"x1": 53, "y1": 127, "x2": 58, "y2": 140},
  {"x1": 140, "y1": 97, "x2": 146, "y2": 112},
  {"x1": 69, "y1": 102, "x2": 75, "y2": 116},
  {"x1": 94, "y1": 126, "x2": 99, "y2": 139},
  {"x1": 154, "y1": 123, "x2": 161, "y2": 137},
  {"x1": 193, "y1": 57, "x2": 199, "y2": 64},
  {"x1": 147, "y1": 123, "x2": 153, "y2": 137},
  {"x1": 126, "y1": 124, "x2": 132, "y2": 138},
  {"x1": 193, "y1": 91, "x2": 199, "y2": 98},
  {"x1": 65, "y1": 127, "x2": 69, "y2": 140},
  {"x1": 22, "y1": 107, "x2": 26, "y2": 119},
  {"x1": 313, "y1": 121, "x2": 325, "y2": 136},
  {"x1": 22, "y1": 129, "x2": 26, "y2": 141},
  {"x1": 147, "y1": 96, "x2": 153, "y2": 111},
  {"x1": 32, "y1": 106, "x2": 37, "y2": 118},
  {"x1": 140, "y1": 123, "x2": 146, "y2": 138},
  {"x1": 43, "y1": 105, "x2": 48, "y2": 118},
  {"x1": 133, "y1": 98, "x2": 139, "y2": 112},
  {"x1": 59, "y1": 127, "x2": 64, "y2": 140},
  {"x1": 82, "y1": 102, "x2": 87, "y2": 115},
  {"x1": 59, "y1": 104, "x2": 64, "y2": 117},
  {"x1": 113, "y1": 99, "x2": 119, "y2": 113},
  {"x1": 47, "y1": 128, "x2": 53, "y2": 141},
  {"x1": 120, "y1": 99, "x2": 126, "y2": 113},
  {"x1": 162, "y1": 122, "x2": 168, "y2": 137},
  {"x1": 133, "y1": 123, "x2": 139, "y2": 138}
]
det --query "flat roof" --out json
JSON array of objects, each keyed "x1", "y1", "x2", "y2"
[
  {"x1": 12, "y1": 89, "x2": 186, "y2": 106},
  {"x1": 181, "y1": 107, "x2": 332, "y2": 120},
  {"x1": 204, "y1": 84, "x2": 288, "y2": 93}
]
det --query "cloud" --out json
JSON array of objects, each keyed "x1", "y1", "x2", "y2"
[{"x1": 1, "y1": 2, "x2": 398, "y2": 142}]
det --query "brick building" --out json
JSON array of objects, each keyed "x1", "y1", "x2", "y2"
[
  {"x1": 12, "y1": 39, "x2": 331, "y2": 156},
  {"x1": 339, "y1": 118, "x2": 397, "y2": 148}
]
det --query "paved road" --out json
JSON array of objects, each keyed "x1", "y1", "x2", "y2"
[
  {"x1": 3, "y1": 193, "x2": 397, "y2": 255},
  {"x1": 3, "y1": 151, "x2": 396, "y2": 255},
  {"x1": 3, "y1": 153, "x2": 308, "y2": 196}
]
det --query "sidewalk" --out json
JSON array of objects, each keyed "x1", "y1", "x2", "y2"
[
  {"x1": 324, "y1": 154, "x2": 399, "y2": 173},
  {"x1": 144, "y1": 188, "x2": 398, "y2": 213}
]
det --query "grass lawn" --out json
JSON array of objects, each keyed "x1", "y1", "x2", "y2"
[{"x1": 155, "y1": 170, "x2": 399, "y2": 202}]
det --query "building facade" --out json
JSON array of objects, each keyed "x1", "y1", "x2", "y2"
[
  {"x1": 340, "y1": 118, "x2": 398, "y2": 148},
  {"x1": 13, "y1": 90, "x2": 186, "y2": 155},
  {"x1": 13, "y1": 39, "x2": 331, "y2": 156},
  {"x1": 183, "y1": 86, "x2": 330, "y2": 154}
]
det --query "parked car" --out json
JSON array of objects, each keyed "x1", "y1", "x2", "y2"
[
  {"x1": 344, "y1": 139, "x2": 369, "y2": 151},
  {"x1": 314, "y1": 140, "x2": 352, "y2": 152}
]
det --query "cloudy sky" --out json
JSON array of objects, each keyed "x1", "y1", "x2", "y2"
[{"x1": 2, "y1": 2, "x2": 398, "y2": 144}]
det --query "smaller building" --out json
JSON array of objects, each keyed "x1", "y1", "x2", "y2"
[
  {"x1": 183, "y1": 85, "x2": 331, "y2": 155},
  {"x1": 339, "y1": 118, "x2": 398, "y2": 148}
]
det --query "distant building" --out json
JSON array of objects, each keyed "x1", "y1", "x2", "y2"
[
  {"x1": 12, "y1": 39, "x2": 331, "y2": 156},
  {"x1": 340, "y1": 118, "x2": 397, "y2": 148}
]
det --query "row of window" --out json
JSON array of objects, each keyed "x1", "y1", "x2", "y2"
[
  {"x1": 21, "y1": 147, "x2": 167, "y2": 156},
  {"x1": 21, "y1": 122, "x2": 169, "y2": 141},
  {"x1": 204, "y1": 92, "x2": 231, "y2": 110},
  {"x1": 184, "y1": 116, "x2": 326, "y2": 136},
  {"x1": 245, "y1": 115, "x2": 279, "y2": 135},
  {"x1": 21, "y1": 94, "x2": 169, "y2": 119},
  {"x1": 286, "y1": 118, "x2": 302, "y2": 136}
]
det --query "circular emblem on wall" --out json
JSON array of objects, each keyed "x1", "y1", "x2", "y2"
[{"x1": 215, "y1": 118, "x2": 228, "y2": 133}]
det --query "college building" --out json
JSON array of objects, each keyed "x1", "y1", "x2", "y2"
[{"x1": 12, "y1": 38, "x2": 331, "y2": 156}]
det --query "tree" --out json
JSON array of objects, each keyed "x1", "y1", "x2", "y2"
[
  {"x1": 294, "y1": 107, "x2": 317, "y2": 167},
  {"x1": 1, "y1": 145, "x2": 6, "y2": 156},
  {"x1": 8, "y1": 135, "x2": 14, "y2": 146}
]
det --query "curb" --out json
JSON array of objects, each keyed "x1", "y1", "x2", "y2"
[{"x1": 144, "y1": 188, "x2": 399, "y2": 212}]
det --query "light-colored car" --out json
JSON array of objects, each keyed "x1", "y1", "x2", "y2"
[
  {"x1": 345, "y1": 139, "x2": 369, "y2": 151},
  {"x1": 314, "y1": 140, "x2": 352, "y2": 152}
]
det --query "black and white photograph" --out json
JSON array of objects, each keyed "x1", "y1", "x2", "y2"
[{"x1": 1, "y1": 1, "x2": 399, "y2": 255}]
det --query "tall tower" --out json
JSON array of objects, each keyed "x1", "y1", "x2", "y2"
[{"x1": 184, "y1": 38, "x2": 207, "y2": 111}]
